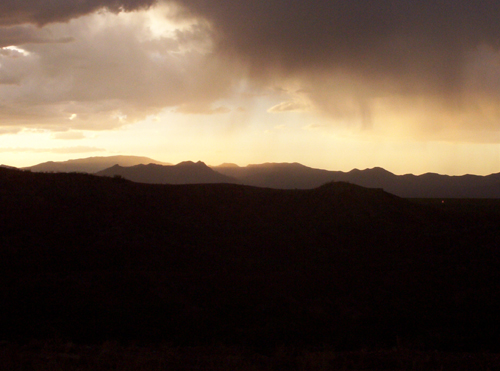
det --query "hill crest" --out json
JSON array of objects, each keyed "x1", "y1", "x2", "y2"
[
  {"x1": 23, "y1": 155, "x2": 170, "y2": 173},
  {"x1": 96, "y1": 162, "x2": 238, "y2": 184}
]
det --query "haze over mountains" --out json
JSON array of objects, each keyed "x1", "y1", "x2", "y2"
[
  {"x1": 17, "y1": 156, "x2": 500, "y2": 198},
  {"x1": 97, "y1": 161, "x2": 237, "y2": 185},
  {"x1": 213, "y1": 163, "x2": 500, "y2": 198},
  {"x1": 22, "y1": 155, "x2": 170, "y2": 173}
]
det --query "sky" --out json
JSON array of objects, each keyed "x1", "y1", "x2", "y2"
[{"x1": 1, "y1": 0, "x2": 500, "y2": 175}]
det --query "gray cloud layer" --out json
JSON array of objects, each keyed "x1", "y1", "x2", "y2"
[
  {"x1": 166, "y1": 0, "x2": 500, "y2": 133},
  {"x1": 0, "y1": 26, "x2": 74, "y2": 47},
  {"x1": 0, "y1": 9, "x2": 236, "y2": 131},
  {"x1": 0, "y1": 0, "x2": 157, "y2": 25},
  {"x1": 1, "y1": 0, "x2": 500, "y2": 140},
  {"x1": 170, "y1": 1, "x2": 500, "y2": 86},
  {"x1": 8, "y1": 0, "x2": 498, "y2": 94}
]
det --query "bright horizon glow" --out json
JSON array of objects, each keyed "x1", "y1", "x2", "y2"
[
  {"x1": 1, "y1": 109, "x2": 499, "y2": 176},
  {"x1": 1, "y1": 4, "x2": 500, "y2": 176}
]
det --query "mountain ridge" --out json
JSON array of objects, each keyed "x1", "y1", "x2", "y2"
[
  {"x1": 17, "y1": 156, "x2": 500, "y2": 197},
  {"x1": 212, "y1": 162, "x2": 500, "y2": 198},
  {"x1": 22, "y1": 155, "x2": 170, "y2": 173},
  {"x1": 96, "y1": 161, "x2": 238, "y2": 184}
]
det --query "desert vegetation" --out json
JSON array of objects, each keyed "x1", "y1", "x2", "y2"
[{"x1": 1, "y1": 167, "x2": 500, "y2": 368}]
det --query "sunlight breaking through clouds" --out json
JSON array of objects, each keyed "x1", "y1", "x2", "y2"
[{"x1": 0, "y1": 1, "x2": 499, "y2": 174}]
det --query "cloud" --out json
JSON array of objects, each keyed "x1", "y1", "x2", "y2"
[
  {"x1": 0, "y1": 146, "x2": 105, "y2": 153},
  {"x1": 52, "y1": 131, "x2": 87, "y2": 140},
  {"x1": 267, "y1": 100, "x2": 310, "y2": 113},
  {"x1": 0, "y1": 127, "x2": 23, "y2": 135},
  {"x1": 0, "y1": 8, "x2": 239, "y2": 131},
  {"x1": 166, "y1": 0, "x2": 500, "y2": 138},
  {"x1": 0, "y1": 0, "x2": 157, "y2": 26},
  {"x1": 49, "y1": 146, "x2": 105, "y2": 154},
  {"x1": 174, "y1": 102, "x2": 231, "y2": 114},
  {"x1": 2, "y1": 1, "x2": 500, "y2": 142},
  {"x1": 170, "y1": 1, "x2": 500, "y2": 85},
  {"x1": 0, "y1": 26, "x2": 74, "y2": 47}
]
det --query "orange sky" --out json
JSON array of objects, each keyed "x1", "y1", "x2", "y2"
[{"x1": 1, "y1": 1, "x2": 499, "y2": 175}]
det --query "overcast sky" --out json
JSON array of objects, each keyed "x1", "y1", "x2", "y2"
[{"x1": 1, "y1": 0, "x2": 499, "y2": 174}]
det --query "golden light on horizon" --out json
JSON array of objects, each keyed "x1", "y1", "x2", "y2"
[{"x1": 1, "y1": 1, "x2": 499, "y2": 176}]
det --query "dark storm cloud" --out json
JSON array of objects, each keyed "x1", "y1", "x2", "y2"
[
  {"x1": 0, "y1": 26, "x2": 73, "y2": 47},
  {"x1": 0, "y1": 0, "x2": 157, "y2": 26},
  {"x1": 170, "y1": 0, "x2": 500, "y2": 94},
  {"x1": 2, "y1": 0, "x2": 499, "y2": 140}
]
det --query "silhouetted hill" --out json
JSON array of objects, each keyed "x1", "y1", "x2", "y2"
[
  {"x1": 213, "y1": 162, "x2": 336, "y2": 189},
  {"x1": 96, "y1": 161, "x2": 238, "y2": 184},
  {"x1": 0, "y1": 164, "x2": 18, "y2": 169},
  {"x1": 1, "y1": 166, "x2": 500, "y2": 351},
  {"x1": 19, "y1": 156, "x2": 500, "y2": 197},
  {"x1": 213, "y1": 163, "x2": 500, "y2": 197},
  {"x1": 23, "y1": 155, "x2": 169, "y2": 173}
]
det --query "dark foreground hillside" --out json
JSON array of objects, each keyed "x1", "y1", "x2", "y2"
[{"x1": 1, "y1": 167, "x2": 500, "y2": 356}]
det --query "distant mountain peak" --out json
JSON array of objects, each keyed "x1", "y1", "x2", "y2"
[
  {"x1": 247, "y1": 162, "x2": 310, "y2": 169},
  {"x1": 368, "y1": 167, "x2": 395, "y2": 175},
  {"x1": 176, "y1": 161, "x2": 208, "y2": 167},
  {"x1": 349, "y1": 167, "x2": 391, "y2": 173},
  {"x1": 96, "y1": 161, "x2": 237, "y2": 185},
  {"x1": 217, "y1": 163, "x2": 240, "y2": 168},
  {"x1": 23, "y1": 155, "x2": 169, "y2": 173}
]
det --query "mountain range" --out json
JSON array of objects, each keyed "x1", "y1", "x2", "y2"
[
  {"x1": 97, "y1": 161, "x2": 237, "y2": 184},
  {"x1": 22, "y1": 155, "x2": 169, "y2": 173},
  {"x1": 18, "y1": 156, "x2": 500, "y2": 198},
  {"x1": 213, "y1": 163, "x2": 500, "y2": 198}
]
